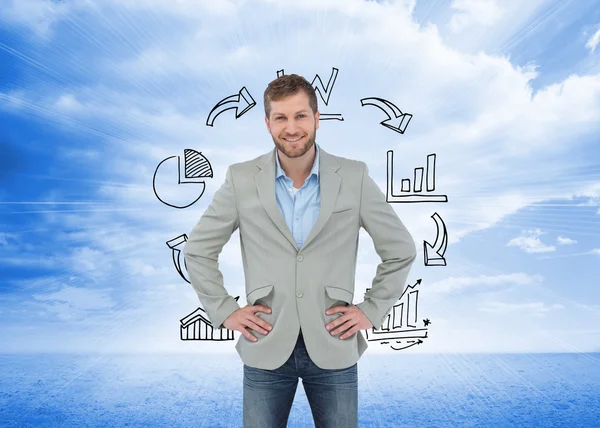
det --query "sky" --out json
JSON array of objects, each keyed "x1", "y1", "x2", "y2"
[{"x1": 0, "y1": 0, "x2": 599, "y2": 355}]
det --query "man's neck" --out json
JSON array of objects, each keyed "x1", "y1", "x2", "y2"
[{"x1": 277, "y1": 145, "x2": 316, "y2": 184}]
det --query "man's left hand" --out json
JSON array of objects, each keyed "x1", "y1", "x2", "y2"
[{"x1": 325, "y1": 305, "x2": 374, "y2": 340}]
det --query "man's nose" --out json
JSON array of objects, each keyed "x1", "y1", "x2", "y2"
[{"x1": 285, "y1": 119, "x2": 298, "y2": 134}]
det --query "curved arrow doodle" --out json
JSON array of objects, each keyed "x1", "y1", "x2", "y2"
[
  {"x1": 206, "y1": 86, "x2": 256, "y2": 127},
  {"x1": 166, "y1": 233, "x2": 190, "y2": 283},
  {"x1": 424, "y1": 212, "x2": 447, "y2": 266},
  {"x1": 360, "y1": 97, "x2": 413, "y2": 134},
  {"x1": 390, "y1": 339, "x2": 423, "y2": 351}
]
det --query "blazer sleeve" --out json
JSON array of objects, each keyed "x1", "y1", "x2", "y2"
[
  {"x1": 355, "y1": 162, "x2": 418, "y2": 329},
  {"x1": 183, "y1": 165, "x2": 241, "y2": 330}
]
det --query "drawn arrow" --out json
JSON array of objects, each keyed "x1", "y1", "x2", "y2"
[
  {"x1": 206, "y1": 86, "x2": 256, "y2": 127},
  {"x1": 390, "y1": 339, "x2": 423, "y2": 351},
  {"x1": 360, "y1": 97, "x2": 413, "y2": 134},
  {"x1": 424, "y1": 212, "x2": 447, "y2": 266},
  {"x1": 166, "y1": 234, "x2": 190, "y2": 283}
]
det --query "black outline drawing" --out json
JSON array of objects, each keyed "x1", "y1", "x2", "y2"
[
  {"x1": 166, "y1": 233, "x2": 190, "y2": 284},
  {"x1": 180, "y1": 303, "x2": 239, "y2": 341},
  {"x1": 277, "y1": 67, "x2": 344, "y2": 121},
  {"x1": 153, "y1": 149, "x2": 213, "y2": 209},
  {"x1": 206, "y1": 86, "x2": 256, "y2": 127},
  {"x1": 386, "y1": 151, "x2": 448, "y2": 203},
  {"x1": 424, "y1": 212, "x2": 447, "y2": 266},
  {"x1": 360, "y1": 97, "x2": 413, "y2": 134},
  {"x1": 364, "y1": 279, "x2": 430, "y2": 351}
]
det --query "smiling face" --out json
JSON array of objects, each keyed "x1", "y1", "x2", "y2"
[{"x1": 265, "y1": 90, "x2": 320, "y2": 159}]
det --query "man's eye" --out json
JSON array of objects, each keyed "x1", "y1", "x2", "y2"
[{"x1": 298, "y1": 114, "x2": 306, "y2": 118}]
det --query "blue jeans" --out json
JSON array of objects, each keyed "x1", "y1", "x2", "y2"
[{"x1": 243, "y1": 330, "x2": 358, "y2": 428}]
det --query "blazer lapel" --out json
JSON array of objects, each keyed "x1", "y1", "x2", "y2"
[
  {"x1": 302, "y1": 147, "x2": 341, "y2": 250},
  {"x1": 254, "y1": 150, "x2": 299, "y2": 251},
  {"x1": 254, "y1": 146, "x2": 342, "y2": 252}
]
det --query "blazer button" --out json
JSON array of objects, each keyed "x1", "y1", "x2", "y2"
[
  {"x1": 296, "y1": 291, "x2": 304, "y2": 298},
  {"x1": 297, "y1": 254, "x2": 304, "y2": 262}
]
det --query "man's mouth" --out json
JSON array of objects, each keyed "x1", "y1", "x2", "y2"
[{"x1": 283, "y1": 136, "x2": 304, "y2": 142}]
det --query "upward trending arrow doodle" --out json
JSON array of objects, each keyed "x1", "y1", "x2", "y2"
[
  {"x1": 206, "y1": 86, "x2": 256, "y2": 127},
  {"x1": 360, "y1": 97, "x2": 413, "y2": 134}
]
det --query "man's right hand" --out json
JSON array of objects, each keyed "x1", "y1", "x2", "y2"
[{"x1": 222, "y1": 305, "x2": 273, "y2": 342}]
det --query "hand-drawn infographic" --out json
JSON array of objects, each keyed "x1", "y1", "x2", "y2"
[
  {"x1": 206, "y1": 86, "x2": 256, "y2": 127},
  {"x1": 360, "y1": 97, "x2": 413, "y2": 134},
  {"x1": 386, "y1": 151, "x2": 448, "y2": 203},
  {"x1": 365, "y1": 279, "x2": 430, "y2": 351},
  {"x1": 424, "y1": 212, "x2": 447, "y2": 266},
  {"x1": 153, "y1": 149, "x2": 213, "y2": 209},
  {"x1": 277, "y1": 67, "x2": 344, "y2": 121},
  {"x1": 180, "y1": 303, "x2": 239, "y2": 341},
  {"x1": 166, "y1": 233, "x2": 190, "y2": 283}
]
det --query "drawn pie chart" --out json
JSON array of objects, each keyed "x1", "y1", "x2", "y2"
[{"x1": 153, "y1": 149, "x2": 213, "y2": 209}]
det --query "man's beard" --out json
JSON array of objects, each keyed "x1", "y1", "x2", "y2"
[{"x1": 273, "y1": 129, "x2": 316, "y2": 159}]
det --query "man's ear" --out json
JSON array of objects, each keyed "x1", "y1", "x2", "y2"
[
  {"x1": 264, "y1": 116, "x2": 270, "y2": 132},
  {"x1": 315, "y1": 110, "x2": 320, "y2": 130}
]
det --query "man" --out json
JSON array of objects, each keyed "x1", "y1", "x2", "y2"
[{"x1": 184, "y1": 74, "x2": 417, "y2": 427}]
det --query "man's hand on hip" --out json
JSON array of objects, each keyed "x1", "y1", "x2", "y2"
[
  {"x1": 325, "y1": 305, "x2": 374, "y2": 340},
  {"x1": 222, "y1": 305, "x2": 273, "y2": 342}
]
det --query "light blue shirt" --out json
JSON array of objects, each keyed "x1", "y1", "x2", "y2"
[{"x1": 275, "y1": 143, "x2": 321, "y2": 249}]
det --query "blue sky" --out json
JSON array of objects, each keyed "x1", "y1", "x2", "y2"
[{"x1": 1, "y1": 0, "x2": 599, "y2": 354}]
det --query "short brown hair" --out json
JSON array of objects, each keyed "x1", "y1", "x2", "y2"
[{"x1": 263, "y1": 74, "x2": 318, "y2": 118}]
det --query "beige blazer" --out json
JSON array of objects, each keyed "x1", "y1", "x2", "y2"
[{"x1": 183, "y1": 146, "x2": 417, "y2": 370}]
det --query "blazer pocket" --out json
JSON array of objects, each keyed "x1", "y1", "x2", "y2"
[
  {"x1": 332, "y1": 207, "x2": 353, "y2": 214},
  {"x1": 246, "y1": 284, "x2": 274, "y2": 305},
  {"x1": 325, "y1": 286, "x2": 354, "y2": 306}
]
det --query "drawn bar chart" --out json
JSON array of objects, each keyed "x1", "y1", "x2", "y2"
[
  {"x1": 365, "y1": 279, "x2": 430, "y2": 345},
  {"x1": 180, "y1": 307, "x2": 235, "y2": 341},
  {"x1": 386, "y1": 150, "x2": 448, "y2": 203}
]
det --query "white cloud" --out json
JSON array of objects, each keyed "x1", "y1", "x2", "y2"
[
  {"x1": 449, "y1": 0, "x2": 502, "y2": 33},
  {"x1": 0, "y1": 232, "x2": 16, "y2": 246},
  {"x1": 478, "y1": 301, "x2": 564, "y2": 316},
  {"x1": 1, "y1": 0, "x2": 600, "y2": 352},
  {"x1": 507, "y1": 229, "x2": 556, "y2": 253},
  {"x1": 585, "y1": 27, "x2": 600, "y2": 53},
  {"x1": 428, "y1": 273, "x2": 543, "y2": 295},
  {"x1": 33, "y1": 285, "x2": 116, "y2": 320},
  {"x1": 557, "y1": 236, "x2": 577, "y2": 245}
]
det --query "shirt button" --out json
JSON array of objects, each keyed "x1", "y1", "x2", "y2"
[
  {"x1": 297, "y1": 254, "x2": 303, "y2": 262},
  {"x1": 296, "y1": 291, "x2": 304, "y2": 298}
]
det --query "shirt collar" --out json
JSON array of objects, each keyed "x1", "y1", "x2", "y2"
[{"x1": 275, "y1": 142, "x2": 320, "y2": 180}]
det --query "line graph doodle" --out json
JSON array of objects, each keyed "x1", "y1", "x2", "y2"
[
  {"x1": 386, "y1": 151, "x2": 448, "y2": 203},
  {"x1": 277, "y1": 67, "x2": 344, "y2": 121},
  {"x1": 153, "y1": 149, "x2": 213, "y2": 209},
  {"x1": 360, "y1": 97, "x2": 413, "y2": 134},
  {"x1": 424, "y1": 212, "x2": 447, "y2": 266},
  {"x1": 206, "y1": 86, "x2": 256, "y2": 127}
]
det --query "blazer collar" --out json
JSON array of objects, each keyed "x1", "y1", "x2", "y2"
[{"x1": 254, "y1": 144, "x2": 341, "y2": 251}]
